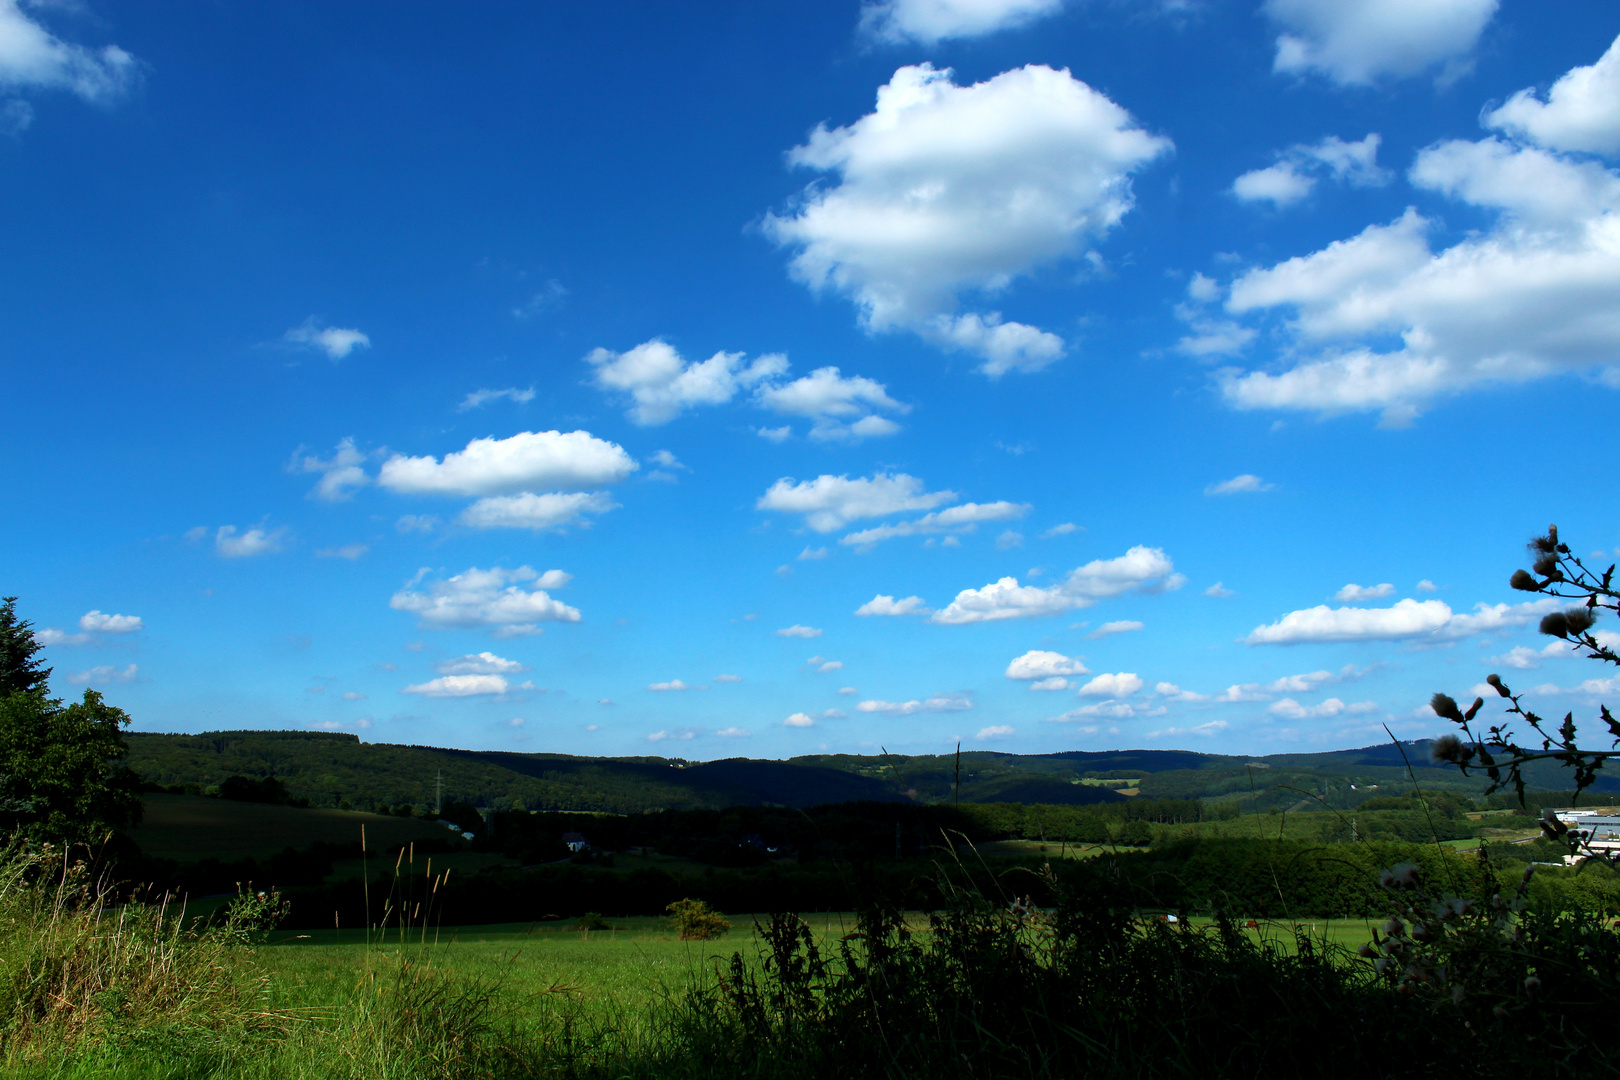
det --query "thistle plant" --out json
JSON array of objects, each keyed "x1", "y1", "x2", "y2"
[{"x1": 1430, "y1": 525, "x2": 1620, "y2": 864}]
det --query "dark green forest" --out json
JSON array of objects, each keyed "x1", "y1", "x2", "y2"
[{"x1": 126, "y1": 728, "x2": 1613, "y2": 816}]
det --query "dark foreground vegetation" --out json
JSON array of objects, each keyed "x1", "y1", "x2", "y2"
[{"x1": 0, "y1": 840, "x2": 1615, "y2": 1080}]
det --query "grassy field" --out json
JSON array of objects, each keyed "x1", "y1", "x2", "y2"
[
  {"x1": 252, "y1": 910, "x2": 1383, "y2": 1014},
  {"x1": 129, "y1": 794, "x2": 461, "y2": 861}
]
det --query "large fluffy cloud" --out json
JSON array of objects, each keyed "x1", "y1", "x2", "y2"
[
  {"x1": 766, "y1": 63, "x2": 1169, "y2": 374},
  {"x1": 859, "y1": 0, "x2": 1064, "y2": 45},
  {"x1": 1217, "y1": 39, "x2": 1620, "y2": 424},
  {"x1": 930, "y1": 546, "x2": 1178, "y2": 625},
  {"x1": 1246, "y1": 597, "x2": 1556, "y2": 645},
  {"x1": 378, "y1": 431, "x2": 636, "y2": 497},
  {"x1": 390, "y1": 566, "x2": 579, "y2": 636},
  {"x1": 757, "y1": 473, "x2": 955, "y2": 533},
  {"x1": 0, "y1": 1, "x2": 139, "y2": 108},
  {"x1": 1262, "y1": 0, "x2": 1497, "y2": 86},
  {"x1": 1485, "y1": 34, "x2": 1620, "y2": 155}
]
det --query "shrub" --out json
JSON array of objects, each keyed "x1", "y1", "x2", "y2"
[{"x1": 666, "y1": 898, "x2": 729, "y2": 941}]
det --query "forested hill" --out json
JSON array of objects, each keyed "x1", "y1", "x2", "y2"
[{"x1": 122, "y1": 729, "x2": 1614, "y2": 816}]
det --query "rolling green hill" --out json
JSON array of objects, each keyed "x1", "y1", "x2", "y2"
[{"x1": 124, "y1": 729, "x2": 1614, "y2": 818}]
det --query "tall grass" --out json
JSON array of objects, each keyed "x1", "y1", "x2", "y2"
[{"x1": 0, "y1": 845, "x2": 284, "y2": 1062}]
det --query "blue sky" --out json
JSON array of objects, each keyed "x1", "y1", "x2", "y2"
[{"x1": 6, "y1": 0, "x2": 1620, "y2": 758}]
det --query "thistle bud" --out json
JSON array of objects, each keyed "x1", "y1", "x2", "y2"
[
  {"x1": 1510, "y1": 569, "x2": 1541, "y2": 591},
  {"x1": 1533, "y1": 554, "x2": 1560, "y2": 577},
  {"x1": 1540, "y1": 612, "x2": 1570, "y2": 638},
  {"x1": 1463, "y1": 697, "x2": 1483, "y2": 722},
  {"x1": 1430, "y1": 694, "x2": 1465, "y2": 724},
  {"x1": 1485, "y1": 674, "x2": 1510, "y2": 698},
  {"x1": 1532, "y1": 532, "x2": 1557, "y2": 555}
]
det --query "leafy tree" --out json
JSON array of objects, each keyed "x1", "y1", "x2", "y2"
[
  {"x1": 0, "y1": 598, "x2": 141, "y2": 844},
  {"x1": 0, "y1": 597, "x2": 51, "y2": 697},
  {"x1": 0, "y1": 688, "x2": 143, "y2": 843}
]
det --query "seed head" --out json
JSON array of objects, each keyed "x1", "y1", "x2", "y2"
[
  {"x1": 1540, "y1": 612, "x2": 1570, "y2": 638},
  {"x1": 1430, "y1": 734, "x2": 1464, "y2": 764},
  {"x1": 1430, "y1": 694, "x2": 1465, "y2": 724},
  {"x1": 1563, "y1": 608, "x2": 1597, "y2": 636}
]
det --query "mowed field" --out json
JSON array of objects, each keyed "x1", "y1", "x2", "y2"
[{"x1": 129, "y1": 794, "x2": 460, "y2": 861}]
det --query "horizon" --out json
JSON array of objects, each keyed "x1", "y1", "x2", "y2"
[{"x1": 5, "y1": 1, "x2": 1619, "y2": 761}]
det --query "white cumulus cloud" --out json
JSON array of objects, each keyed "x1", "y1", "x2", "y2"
[
  {"x1": 378, "y1": 430, "x2": 636, "y2": 497},
  {"x1": 403, "y1": 674, "x2": 523, "y2": 697},
  {"x1": 840, "y1": 501, "x2": 1029, "y2": 548},
  {"x1": 1486, "y1": 35, "x2": 1620, "y2": 156},
  {"x1": 458, "y1": 387, "x2": 535, "y2": 412},
  {"x1": 1263, "y1": 0, "x2": 1498, "y2": 86},
  {"x1": 285, "y1": 320, "x2": 370, "y2": 360},
  {"x1": 860, "y1": 0, "x2": 1063, "y2": 44},
  {"x1": 648, "y1": 679, "x2": 690, "y2": 691},
  {"x1": 776, "y1": 625, "x2": 823, "y2": 638},
  {"x1": 435, "y1": 652, "x2": 528, "y2": 676},
  {"x1": 1268, "y1": 697, "x2": 1378, "y2": 720},
  {"x1": 976, "y1": 724, "x2": 1016, "y2": 739},
  {"x1": 856, "y1": 594, "x2": 932, "y2": 617},
  {"x1": 390, "y1": 566, "x2": 578, "y2": 636},
  {"x1": 1217, "y1": 45, "x2": 1620, "y2": 426},
  {"x1": 755, "y1": 366, "x2": 910, "y2": 441},
  {"x1": 587, "y1": 338, "x2": 788, "y2": 425},
  {"x1": 0, "y1": 0, "x2": 140, "y2": 106},
  {"x1": 67, "y1": 664, "x2": 139, "y2": 685},
  {"x1": 1233, "y1": 134, "x2": 1389, "y2": 208},
  {"x1": 215, "y1": 525, "x2": 288, "y2": 558},
  {"x1": 930, "y1": 546, "x2": 1178, "y2": 625},
  {"x1": 766, "y1": 63, "x2": 1169, "y2": 373},
  {"x1": 1005, "y1": 650, "x2": 1090, "y2": 680},
  {"x1": 758, "y1": 473, "x2": 955, "y2": 533},
  {"x1": 1335, "y1": 583, "x2": 1395, "y2": 602},
  {"x1": 1089, "y1": 620, "x2": 1143, "y2": 639},
  {"x1": 294, "y1": 438, "x2": 369, "y2": 502},
  {"x1": 856, "y1": 692, "x2": 973, "y2": 715},
  {"x1": 457, "y1": 491, "x2": 618, "y2": 532},
  {"x1": 1078, "y1": 672, "x2": 1142, "y2": 697},
  {"x1": 1246, "y1": 597, "x2": 1556, "y2": 645},
  {"x1": 1205, "y1": 474, "x2": 1273, "y2": 496},
  {"x1": 78, "y1": 611, "x2": 142, "y2": 634}
]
